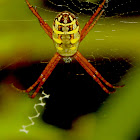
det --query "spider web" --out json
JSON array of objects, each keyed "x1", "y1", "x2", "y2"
[
  {"x1": 43, "y1": 0, "x2": 140, "y2": 15},
  {"x1": 37, "y1": 0, "x2": 139, "y2": 130},
  {"x1": 0, "y1": 0, "x2": 140, "y2": 138},
  {"x1": 37, "y1": 0, "x2": 140, "y2": 81}
]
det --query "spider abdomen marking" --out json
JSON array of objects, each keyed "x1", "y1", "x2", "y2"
[{"x1": 52, "y1": 11, "x2": 81, "y2": 57}]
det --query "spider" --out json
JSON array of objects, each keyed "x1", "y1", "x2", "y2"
[{"x1": 22, "y1": 0, "x2": 123, "y2": 98}]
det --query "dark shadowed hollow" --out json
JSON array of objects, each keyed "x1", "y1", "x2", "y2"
[{"x1": 0, "y1": 57, "x2": 132, "y2": 129}]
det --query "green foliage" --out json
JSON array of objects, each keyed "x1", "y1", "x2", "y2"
[{"x1": 0, "y1": 0, "x2": 140, "y2": 139}]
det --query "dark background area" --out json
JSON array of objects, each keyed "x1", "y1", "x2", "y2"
[
  {"x1": 0, "y1": 57, "x2": 132, "y2": 129},
  {"x1": 43, "y1": 0, "x2": 140, "y2": 16}
]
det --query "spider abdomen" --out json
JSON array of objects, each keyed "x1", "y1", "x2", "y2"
[{"x1": 52, "y1": 11, "x2": 81, "y2": 57}]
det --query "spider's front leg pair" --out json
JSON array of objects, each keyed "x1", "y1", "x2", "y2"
[
  {"x1": 22, "y1": 0, "x2": 123, "y2": 98},
  {"x1": 24, "y1": 53, "x2": 61, "y2": 98},
  {"x1": 74, "y1": 51, "x2": 123, "y2": 94}
]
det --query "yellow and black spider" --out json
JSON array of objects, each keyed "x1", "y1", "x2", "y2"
[{"x1": 22, "y1": 0, "x2": 123, "y2": 98}]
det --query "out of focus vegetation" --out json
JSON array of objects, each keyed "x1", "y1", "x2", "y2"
[{"x1": 0, "y1": 0, "x2": 140, "y2": 140}]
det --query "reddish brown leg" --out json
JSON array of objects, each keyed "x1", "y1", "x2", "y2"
[
  {"x1": 76, "y1": 51, "x2": 124, "y2": 89},
  {"x1": 80, "y1": 0, "x2": 106, "y2": 42},
  {"x1": 74, "y1": 53, "x2": 114, "y2": 94},
  {"x1": 31, "y1": 54, "x2": 61, "y2": 98},
  {"x1": 25, "y1": 0, "x2": 53, "y2": 39},
  {"x1": 25, "y1": 53, "x2": 61, "y2": 98},
  {"x1": 80, "y1": 10, "x2": 104, "y2": 42}
]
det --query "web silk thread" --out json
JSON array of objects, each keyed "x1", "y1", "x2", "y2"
[{"x1": 19, "y1": 91, "x2": 50, "y2": 134}]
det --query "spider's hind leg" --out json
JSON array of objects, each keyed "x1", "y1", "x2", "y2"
[
  {"x1": 80, "y1": 0, "x2": 106, "y2": 42},
  {"x1": 25, "y1": 0, "x2": 53, "y2": 39}
]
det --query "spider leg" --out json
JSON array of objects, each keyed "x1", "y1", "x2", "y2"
[
  {"x1": 25, "y1": 0, "x2": 53, "y2": 39},
  {"x1": 30, "y1": 54, "x2": 61, "y2": 98},
  {"x1": 76, "y1": 51, "x2": 124, "y2": 88},
  {"x1": 74, "y1": 53, "x2": 114, "y2": 94},
  {"x1": 26, "y1": 53, "x2": 60, "y2": 93},
  {"x1": 80, "y1": 0, "x2": 106, "y2": 42},
  {"x1": 80, "y1": 10, "x2": 104, "y2": 42},
  {"x1": 25, "y1": 53, "x2": 61, "y2": 98}
]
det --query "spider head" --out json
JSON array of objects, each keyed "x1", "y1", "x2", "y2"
[{"x1": 52, "y1": 11, "x2": 81, "y2": 57}]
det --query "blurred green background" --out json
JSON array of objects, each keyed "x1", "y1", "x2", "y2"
[{"x1": 0, "y1": 0, "x2": 140, "y2": 140}]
